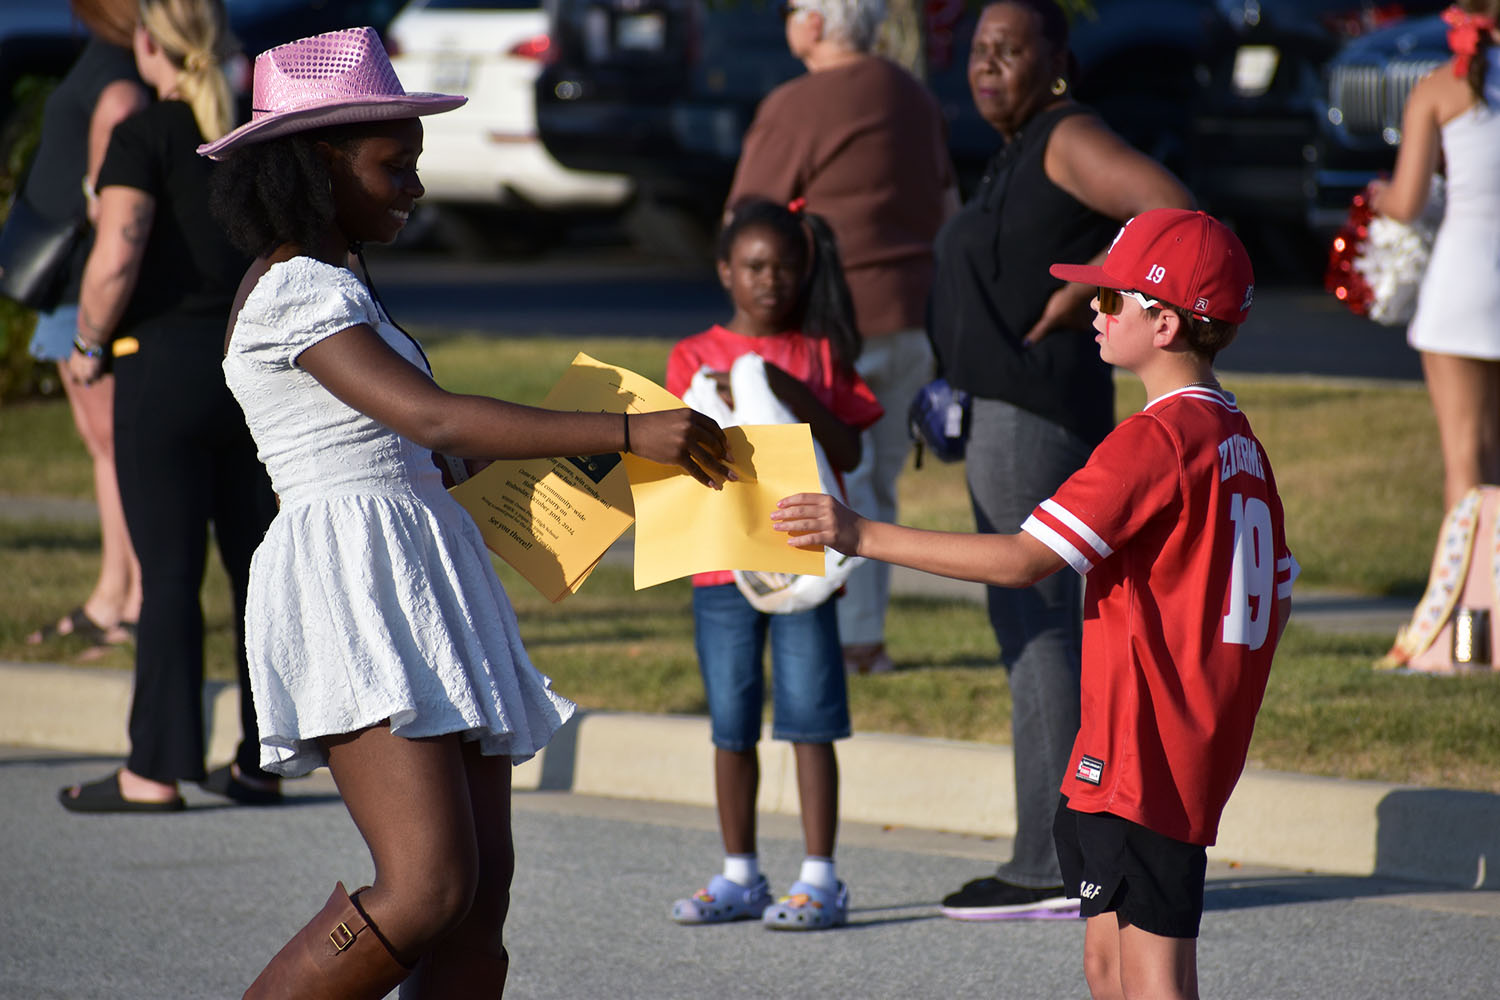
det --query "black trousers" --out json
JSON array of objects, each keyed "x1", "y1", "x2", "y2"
[{"x1": 113, "y1": 317, "x2": 277, "y2": 783}]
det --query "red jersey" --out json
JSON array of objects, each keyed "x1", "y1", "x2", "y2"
[
  {"x1": 1022, "y1": 386, "x2": 1297, "y2": 845},
  {"x1": 668, "y1": 324, "x2": 883, "y2": 586}
]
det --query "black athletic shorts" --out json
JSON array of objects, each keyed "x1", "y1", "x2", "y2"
[{"x1": 1053, "y1": 795, "x2": 1208, "y2": 939}]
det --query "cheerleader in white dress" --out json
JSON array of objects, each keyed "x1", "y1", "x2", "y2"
[
  {"x1": 199, "y1": 28, "x2": 732, "y2": 999},
  {"x1": 1372, "y1": 2, "x2": 1500, "y2": 509}
]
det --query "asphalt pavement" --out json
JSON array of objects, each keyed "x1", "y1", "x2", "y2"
[{"x1": 3, "y1": 747, "x2": 1498, "y2": 1000}]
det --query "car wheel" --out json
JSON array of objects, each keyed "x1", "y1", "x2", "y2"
[
  {"x1": 408, "y1": 204, "x2": 568, "y2": 259},
  {"x1": 623, "y1": 197, "x2": 715, "y2": 265}
]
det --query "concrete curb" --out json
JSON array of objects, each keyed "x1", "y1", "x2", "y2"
[{"x1": 6, "y1": 660, "x2": 1496, "y2": 890}]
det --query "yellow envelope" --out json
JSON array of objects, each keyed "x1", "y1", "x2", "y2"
[
  {"x1": 625, "y1": 423, "x2": 826, "y2": 589},
  {"x1": 449, "y1": 352, "x2": 685, "y2": 602}
]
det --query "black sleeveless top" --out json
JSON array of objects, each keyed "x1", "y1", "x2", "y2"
[
  {"x1": 22, "y1": 40, "x2": 143, "y2": 304},
  {"x1": 927, "y1": 104, "x2": 1118, "y2": 447}
]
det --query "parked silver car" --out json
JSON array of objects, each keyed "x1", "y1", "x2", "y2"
[{"x1": 386, "y1": 0, "x2": 632, "y2": 216}]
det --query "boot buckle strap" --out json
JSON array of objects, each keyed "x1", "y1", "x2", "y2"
[{"x1": 329, "y1": 921, "x2": 357, "y2": 952}]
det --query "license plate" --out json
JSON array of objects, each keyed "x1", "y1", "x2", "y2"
[{"x1": 616, "y1": 12, "x2": 665, "y2": 52}]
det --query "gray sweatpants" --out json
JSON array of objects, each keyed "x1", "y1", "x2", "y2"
[{"x1": 965, "y1": 396, "x2": 1091, "y2": 888}]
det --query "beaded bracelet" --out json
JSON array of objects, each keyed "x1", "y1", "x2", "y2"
[{"x1": 73, "y1": 335, "x2": 105, "y2": 361}]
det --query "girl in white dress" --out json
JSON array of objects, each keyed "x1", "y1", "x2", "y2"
[
  {"x1": 199, "y1": 28, "x2": 732, "y2": 999},
  {"x1": 1372, "y1": 1, "x2": 1500, "y2": 508}
]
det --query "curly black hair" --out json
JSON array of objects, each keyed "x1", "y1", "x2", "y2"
[
  {"x1": 208, "y1": 124, "x2": 370, "y2": 257},
  {"x1": 717, "y1": 197, "x2": 862, "y2": 368}
]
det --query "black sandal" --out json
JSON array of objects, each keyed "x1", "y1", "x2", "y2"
[
  {"x1": 200, "y1": 763, "x2": 284, "y2": 805},
  {"x1": 59, "y1": 771, "x2": 185, "y2": 814},
  {"x1": 27, "y1": 606, "x2": 109, "y2": 646}
]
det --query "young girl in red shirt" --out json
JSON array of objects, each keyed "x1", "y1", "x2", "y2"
[{"x1": 666, "y1": 197, "x2": 882, "y2": 931}]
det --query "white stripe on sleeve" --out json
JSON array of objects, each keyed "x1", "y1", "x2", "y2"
[
  {"x1": 1276, "y1": 553, "x2": 1300, "y2": 599},
  {"x1": 1022, "y1": 514, "x2": 1093, "y2": 576},
  {"x1": 1038, "y1": 499, "x2": 1113, "y2": 560}
]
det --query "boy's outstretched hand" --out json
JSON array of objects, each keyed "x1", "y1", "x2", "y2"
[
  {"x1": 773, "y1": 493, "x2": 862, "y2": 555},
  {"x1": 630, "y1": 408, "x2": 737, "y2": 488}
]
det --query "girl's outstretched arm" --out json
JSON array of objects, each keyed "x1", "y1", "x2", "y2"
[
  {"x1": 299, "y1": 324, "x2": 735, "y2": 487},
  {"x1": 773, "y1": 493, "x2": 1066, "y2": 588}
]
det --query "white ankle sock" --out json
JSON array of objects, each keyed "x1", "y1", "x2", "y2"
[
  {"x1": 798, "y1": 856, "x2": 837, "y2": 891},
  {"x1": 723, "y1": 854, "x2": 760, "y2": 886}
]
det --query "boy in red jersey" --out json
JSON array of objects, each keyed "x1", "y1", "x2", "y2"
[{"x1": 772, "y1": 208, "x2": 1296, "y2": 1000}]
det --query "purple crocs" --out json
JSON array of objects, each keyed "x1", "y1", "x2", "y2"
[
  {"x1": 761, "y1": 880, "x2": 849, "y2": 931},
  {"x1": 670, "y1": 874, "x2": 773, "y2": 925}
]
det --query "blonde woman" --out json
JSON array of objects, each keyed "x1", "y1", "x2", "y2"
[{"x1": 60, "y1": 0, "x2": 280, "y2": 813}]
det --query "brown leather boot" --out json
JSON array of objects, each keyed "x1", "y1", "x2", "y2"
[
  {"x1": 398, "y1": 944, "x2": 509, "y2": 998},
  {"x1": 244, "y1": 882, "x2": 411, "y2": 1000}
]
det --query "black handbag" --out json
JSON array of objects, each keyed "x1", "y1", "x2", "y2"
[{"x1": 0, "y1": 194, "x2": 84, "y2": 311}]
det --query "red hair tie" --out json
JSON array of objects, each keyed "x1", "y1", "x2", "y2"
[
  {"x1": 787, "y1": 197, "x2": 807, "y2": 215},
  {"x1": 1443, "y1": 5, "x2": 1496, "y2": 78}
]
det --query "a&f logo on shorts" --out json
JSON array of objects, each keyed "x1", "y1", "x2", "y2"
[{"x1": 1075, "y1": 754, "x2": 1105, "y2": 786}]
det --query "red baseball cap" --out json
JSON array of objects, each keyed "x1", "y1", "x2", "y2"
[{"x1": 1049, "y1": 209, "x2": 1256, "y2": 325}]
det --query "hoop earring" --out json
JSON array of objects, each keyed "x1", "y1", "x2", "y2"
[{"x1": 1051, "y1": 76, "x2": 1068, "y2": 96}]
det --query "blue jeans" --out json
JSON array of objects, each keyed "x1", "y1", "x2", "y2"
[
  {"x1": 966, "y1": 396, "x2": 1092, "y2": 888},
  {"x1": 692, "y1": 584, "x2": 851, "y2": 751},
  {"x1": 29, "y1": 304, "x2": 78, "y2": 362}
]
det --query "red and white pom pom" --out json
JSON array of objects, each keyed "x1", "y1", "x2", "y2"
[
  {"x1": 1325, "y1": 190, "x2": 1376, "y2": 317},
  {"x1": 1325, "y1": 178, "x2": 1444, "y2": 327}
]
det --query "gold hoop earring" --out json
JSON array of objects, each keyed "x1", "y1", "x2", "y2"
[{"x1": 1051, "y1": 77, "x2": 1068, "y2": 96}]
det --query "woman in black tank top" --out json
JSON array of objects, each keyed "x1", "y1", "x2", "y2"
[
  {"x1": 926, "y1": 0, "x2": 1192, "y2": 925},
  {"x1": 21, "y1": 2, "x2": 148, "y2": 656}
]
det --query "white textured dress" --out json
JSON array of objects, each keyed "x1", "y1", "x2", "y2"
[
  {"x1": 223, "y1": 256, "x2": 575, "y2": 776},
  {"x1": 1408, "y1": 50, "x2": 1500, "y2": 360}
]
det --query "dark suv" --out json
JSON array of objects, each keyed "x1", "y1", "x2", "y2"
[
  {"x1": 536, "y1": 0, "x2": 1219, "y2": 256},
  {"x1": 1312, "y1": 12, "x2": 1448, "y2": 233},
  {"x1": 1189, "y1": 0, "x2": 1447, "y2": 269}
]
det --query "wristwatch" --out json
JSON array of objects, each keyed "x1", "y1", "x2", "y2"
[{"x1": 72, "y1": 335, "x2": 105, "y2": 361}]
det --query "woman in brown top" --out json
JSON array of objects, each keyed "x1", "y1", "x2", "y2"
[{"x1": 727, "y1": 0, "x2": 958, "y2": 677}]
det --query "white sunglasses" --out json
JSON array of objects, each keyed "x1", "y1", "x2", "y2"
[{"x1": 1097, "y1": 287, "x2": 1161, "y2": 315}]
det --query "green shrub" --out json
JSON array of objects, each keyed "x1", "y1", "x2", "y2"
[{"x1": 0, "y1": 75, "x2": 61, "y2": 406}]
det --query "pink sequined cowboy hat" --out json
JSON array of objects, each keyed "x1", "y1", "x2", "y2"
[{"x1": 197, "y1": 26, "x2": 465, "y2": 160}]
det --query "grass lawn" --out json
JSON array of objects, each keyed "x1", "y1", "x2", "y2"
[{"x1": 3, "y1": 333, "x2": 1497, "y2": 792}]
